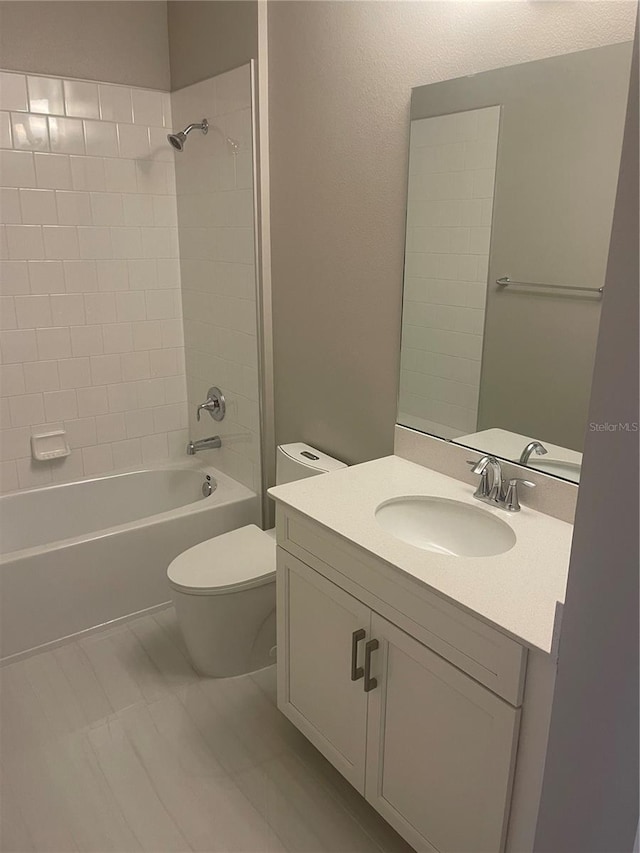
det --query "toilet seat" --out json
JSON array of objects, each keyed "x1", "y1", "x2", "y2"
[{"x1": 167, "y1": 524, "x2": 276, "y2": 596}]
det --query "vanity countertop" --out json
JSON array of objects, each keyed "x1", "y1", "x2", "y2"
[{"x1": 268, "y1": 454, "x2": 574, "y2": 655}]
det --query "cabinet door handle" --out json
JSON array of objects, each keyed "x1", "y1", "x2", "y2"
[
  {"x1": 351, "y1": 629, "x2": 366, "y2": 681},
  {"x1": 364, "y1": 639, "x2": 379, "y2": 692}
]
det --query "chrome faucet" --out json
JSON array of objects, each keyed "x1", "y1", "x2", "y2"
[
  {"x1": 187, "y1": 435, "x2": 222, "y2": 455},
  {"x1": 519, "y1": 441, "x2": 548, "y2": 465},
  {"x1": 468, "y1": 455, "x2": 535, "y2": 512}
]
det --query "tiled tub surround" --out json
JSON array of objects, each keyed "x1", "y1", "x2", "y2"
[
  {"x1": 0, "y1": 71, "x2": 188, "y2": 493},
  {"x1": 172, "y1": 65, "x2": 261, "y2": 493},
  {"x1": 399, "y1": 106, "x2": 500, "y2": 439}
]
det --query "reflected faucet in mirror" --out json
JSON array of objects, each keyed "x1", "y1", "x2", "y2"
[{"x1": 519, "y1": 441, "x2": 548, "y2": 465}]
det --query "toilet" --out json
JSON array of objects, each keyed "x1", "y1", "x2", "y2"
[{"x1": 167, "y1": 443, "x2": 346, "y2": 677}]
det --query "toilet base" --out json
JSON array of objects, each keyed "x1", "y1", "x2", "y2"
[{"x1": 171, "y1": 579, "x2": 276, "y2": 678}]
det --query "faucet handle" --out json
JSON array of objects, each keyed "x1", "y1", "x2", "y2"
[
  {"x1": 504, "y1": 478, "x2": 535, "y2": 512},
  {"x1": 467, "y1": 459, "x2": 492, "y2": 499}
]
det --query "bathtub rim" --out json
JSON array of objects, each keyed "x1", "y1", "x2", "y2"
[{"x1": 0, "y1": 458, "x2": 257, "y2": 564}]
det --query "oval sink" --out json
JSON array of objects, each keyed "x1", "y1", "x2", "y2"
[
  {"x1": 375, "y1": 496, "x2": 516, "y2": 557},
  {"x1": 527, "y1": 458, "x2": 581, "y2": 483}
]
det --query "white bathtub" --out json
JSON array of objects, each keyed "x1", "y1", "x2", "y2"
[{"x1": 0, "y1": 461, "x2": 258, "y2": 662}]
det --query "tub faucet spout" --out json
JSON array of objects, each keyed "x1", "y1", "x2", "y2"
[{"x1": 187, "y1": 436, "x2": 222, "y2": 455}]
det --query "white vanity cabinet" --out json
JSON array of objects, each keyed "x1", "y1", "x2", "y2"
[{"x1": 277, "y1": 532, "x2": 523, "y2": 853}]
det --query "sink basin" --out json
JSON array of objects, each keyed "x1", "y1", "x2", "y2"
[
  {"x1": 375, "y1": 496, "x2": 516, "y2": 557},
  {"x1": 527, "y1": 458, "x2": 581, "y2": 483}
]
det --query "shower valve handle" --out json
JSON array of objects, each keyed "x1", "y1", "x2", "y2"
[{"x1": 196, "y1": 387, "x2": 226, "y2": 422}]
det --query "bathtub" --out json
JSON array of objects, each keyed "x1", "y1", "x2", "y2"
[{"x1": 0, "y1": 461, "x2": 259, "y2": 662}]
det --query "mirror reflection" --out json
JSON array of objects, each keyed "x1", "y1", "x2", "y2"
[{"x1": 398, "y1": 43, "x2": 633, "y2": 483}]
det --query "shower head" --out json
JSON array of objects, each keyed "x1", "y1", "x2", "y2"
[{"x1": 167, "y1": 118, "x2": 209, "y2": 151}]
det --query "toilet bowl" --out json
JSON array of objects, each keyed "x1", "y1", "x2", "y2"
[{"x1": 167, "y1": 443, "x2": 346, "y2": 677}]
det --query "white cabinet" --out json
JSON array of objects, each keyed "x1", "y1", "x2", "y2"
[
  {"x1": 277, "y1": 547, "x2": 520, "y2": 853},
  {"x1": 276, "y1": 550, "x2": 370, "y2": 791}
]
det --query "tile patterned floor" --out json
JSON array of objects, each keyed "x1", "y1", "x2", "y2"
[{"x1": 0, "y1": 608, "x2": 413, "y2": 853}]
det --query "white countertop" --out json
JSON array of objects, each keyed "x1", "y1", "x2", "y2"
[{"x1": 269, "y1": 455, "x2": 574, "y2": 654}]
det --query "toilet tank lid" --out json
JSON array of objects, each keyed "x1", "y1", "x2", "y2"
[
  {"x1": 167, "y1": 524, "x2": 276, "y2": 595},
  {"x1": 278, "y1": 443, "x2": 347, "y2": 473}
]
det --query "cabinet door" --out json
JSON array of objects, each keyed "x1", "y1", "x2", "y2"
[
  {"x1": 365, "y1": 613, "x2": 520, "y2": 853},
  {"x1": 276, "y1": 548, "x2": 371, "y2": 792}
]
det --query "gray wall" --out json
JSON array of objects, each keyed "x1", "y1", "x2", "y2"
[
  {"x1": 167, "y1": 1, "x2": 258, "y2": 90},
  {"x1": 267, "y1": 0, "x2": 637, "y2": 464},
  {"x1": 534, "y1": 23, "x2": 638, "y2": 852},
  {"x1": 0, "y1": 1, "x2": 170, "y2": 89}
]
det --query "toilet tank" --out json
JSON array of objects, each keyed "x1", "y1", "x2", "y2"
[{"x1": 275, "y1": 443, "x2": 346, "y2": 485}]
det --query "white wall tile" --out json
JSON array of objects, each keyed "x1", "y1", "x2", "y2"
[
  {"x1": 96, "y1": 259, "x2": 128, "y2": 291},
  {"x1": 70, "y1": 325, "x2": 102, "y2": 356},
  {"x1": 0, "y1": 73, "x2": 28, "y2": 113},
  {"x1": 117, "y1": 124, "x2": 149, "y2": 159},
  {"x1": 6, "y1": 225, "x2": 44, "y2": 259},
  {"x1": 69, "y1": 155, "x2": 105, "y2": 191},
  {"x1": 120, "y1": 350, "x2": 150, "y2": 381},
  {"x1": 84, "y1": 120, "x2": 118, "y2": 158},
  {"x1": 63, "y1": 259, "x2": 97, "y2": 293},
  {"x1": 27, "y1": 76, "x2": 64, "y2": 116},
  {"x1": 76, "y1": 385, "x2": 108, "y2": 417},
  {"x1": 11, "y1": 113, "x2": 49, "y2": 151},
  {"x1": 0, "y1": 150, "x2": 36, "y2": 187},
  {"x1": 2, "y1": 73, "x2": 186, "y2": 490},
  {"x1": 29, "y1": 260, "x2": 65, "y2": 294},
  {"x1": 19, "y1": 188, "x2": 57, "y2": 224},
  {"x1": 111, "y1": 437, "x2": 142, "y2": 469},
  {"x1": 36, "y1": 327, "x2": 71, "y2": 360},
  {"x1": 400, "y1": 106, "x2": 499, "y2": 437},
  {"x1": 56, "y1": 191, "x2": 92, "y2": 226},
  {"x1": 43, "y1": 225, "x2": 80, "y2": 260},
  {"x1": 43, "y1": 388, "x2": 78, "y2": 421},
  {"x1": 0, "y1": 363, "x2": 26, "y2": 396},
  {"x1": 103, "y1": 158, "x2": 136, "y2": 193},
  {"x1": 64, "y1": 81, "x2": 99, "y2": 119},
  {"x1": 84, "y1": 292, "x2": 116, "y2": 325},
  {"x1": 99, "y1": 85, "x2": 132, "y2": 124},
  {"x1": 95, "y1": 412, "x2": 126, "y2": 443},
  {"x1": 90, "y1": 353, "x2": 122, "y2": 385},
  {"x1": 81, "y1": 443, "x2": 113, "y2": 475},
  {"x1": 78, "y1": 226, "x2": 112, "y2": 259},
  {"x1": 48, "y1": 117, "x2": 85, "y2": 155},
  {"x1": 131, "y1": 89, "x2": 163, "y2": 127},
  {"x1": 14, "y1": 294, "x2": 52, "y2": 328},
  {"x1": 34, "y1": 153, "x2": 71, "y2": 189},
  {"x1": 50, "y1": 293, "x2": 85, "y2": 326},
  {"x1": 9, "y1": 392, "x2": 45, "y2": 426},
  {"x1": 90, "y1": 192, "x2": 124, "y2": 226},
  {"x1": 63, "y1": 416, "x2": 97, "y2": 448},
  {"x1": 23, "y1": 360, "x2": 59, "y2": 393},
  {"x1": 0, "y1": 187, "x2": 21, "y2": 222}
]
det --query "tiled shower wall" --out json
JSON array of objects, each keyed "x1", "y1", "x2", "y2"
[
  {"x1": 398, "y1": 106, "x2": 500, "y2": 439},
  {"x1": 0, "y1": 71, "x2": 188, "y2": 493},
  {"x1": 172, "y1": 65, "x2": 261, "y2": 492}
]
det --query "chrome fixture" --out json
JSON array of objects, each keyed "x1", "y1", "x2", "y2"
[
  {"x1": 519, "y1": 441, "x2": 548, "y2": 465},
  {"x1": 167, "y1": 119, "x2": 209, "y2": 151},
  {"x1": 167, "y1": 118, "x2": 239, "y2": 155},
  {"x1": 187, "y1": 435, "x2": 222, "y2": 455},
  {"x1": 201, "y1": 474, "x2": 216, "y2": 497},
  {"x1": 467, "y1": 455, "x2": 535, "y2": 512},
  {"x1": 196, "y1": 387, "x2": 226, "y2": 422},
  {"x1": 504, "y1": 478, "x2": 535, "y2": 512},
  {"x1": 496, "y1": 276, "x2": 604, "y2": 296}
]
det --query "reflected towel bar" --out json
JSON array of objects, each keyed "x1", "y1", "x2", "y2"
[{"x1": 496, "y1": 276, "x2": 604, "y2": 295}]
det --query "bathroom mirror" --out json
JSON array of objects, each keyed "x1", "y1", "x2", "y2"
[{"x1": 397, "y1": 42, "x2": 633, "y2": 483}]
